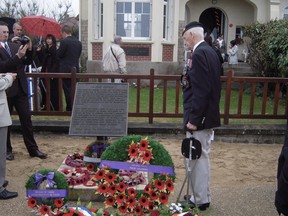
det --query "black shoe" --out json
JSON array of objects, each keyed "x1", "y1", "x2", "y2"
[
  {"x1": 180, "y1": 199, "x2": 210, "y2": 211},
  {"x1": 0, "y1": 189, "x2": 18, "y2": 200},
  {"x1": 3, "y1": 180, "x2": 8, "y2": 188},
  {"x1": 29, "y1": 150, "x2": 48, "y2": 159},
  {"x1": 6, "y1": 152, "x2": 14, "y2": 161}
]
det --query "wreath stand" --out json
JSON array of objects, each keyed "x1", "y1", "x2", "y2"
[{"x1": 176, "y1": 132, "x2": 202, "y2": 209}]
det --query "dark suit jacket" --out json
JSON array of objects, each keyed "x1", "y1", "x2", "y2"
[
  {"x1": 183, "y1": 41, "x2": 221, "y2": 130},
  {"x1": 57, "y1": 36, "x2": 82, "y2": 73},
  {"x1": 0, "y1": 42, "x2": 33, "y2": 97}
]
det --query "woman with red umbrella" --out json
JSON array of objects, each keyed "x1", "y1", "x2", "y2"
[{"x1": 36, "y1": 34, "x2": 59, "y2": 111}]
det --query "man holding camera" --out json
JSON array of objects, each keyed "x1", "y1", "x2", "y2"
[
  {"x1": 8, "y1": 22, "x2": 24, "y2": 43},
  {"x1": 0, "y1": 21, "x2": 47, "y2": 160}
]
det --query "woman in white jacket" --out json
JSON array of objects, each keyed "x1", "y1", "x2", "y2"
[{"x1": 228, "y1": 39, "x2": 238, "y2": 66}]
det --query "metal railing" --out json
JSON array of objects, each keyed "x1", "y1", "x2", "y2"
[{"x1": 21, "y1": 69, "x2": 288, "y2": 125}]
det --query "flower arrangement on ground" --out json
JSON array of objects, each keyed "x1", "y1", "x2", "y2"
[
  {"x1": 93, "y1": 135, "x2": 176, "y2": 215},
  {"x1": 25, "y1": 169, "x2": 69, "y2": 215},
  {"x1": 84, "y1": 141, "x2": 109, "y2": 172}
]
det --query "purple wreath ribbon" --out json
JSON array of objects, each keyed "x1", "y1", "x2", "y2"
[
  {"x1": 26, "y1": 189, "x2": 67, "y2": 198},
  {"x1": 34, "y1": 172, "x2": 56, "y2": 188},
  {"x1": 100, "y1": 160, "x2": 175, "y2": 175}
]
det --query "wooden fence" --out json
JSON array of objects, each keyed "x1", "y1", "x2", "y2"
[{"x1": 22, "y1": 69, "x2": 288, "y2": 125}]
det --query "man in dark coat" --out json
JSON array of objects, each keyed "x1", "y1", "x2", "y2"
[
  {"x1": 275, "y1": 119, "x2": 288, "y2": 215},
  {"x1": 57, "y1": 25, "x2": 82, "y2": 111},
  {"x1": 0, "y1": 21, "x2": 47, "y2": 160},
  {"x1": 181, "y1": 21, "x2": 221, "y2": 211}
]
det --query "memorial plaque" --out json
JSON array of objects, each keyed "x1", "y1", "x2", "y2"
[
  {"x1": 69, "y1": 83, "x2": 128, "y2": 137},
  {"x1": 123, "y1": 47, "x2": 150, "y2": 56}
]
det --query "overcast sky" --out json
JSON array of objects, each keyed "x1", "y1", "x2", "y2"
[{"x1": 42, "y1": 0, "x2": 79, "y2": 16}]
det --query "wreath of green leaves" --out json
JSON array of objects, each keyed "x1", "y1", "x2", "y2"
[
  {"x1": 25, "y1": 169, "x2": 69, "y2": 209},
  {"x1": 101, "y1": 135, "x2": 175, "y2": 179}
]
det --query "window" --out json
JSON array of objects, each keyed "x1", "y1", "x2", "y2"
[
  {"x1": 116, "y1": 1, "x2": 151, "y2": 39},
  {"x1": 93, "y1": 0, "x2": 103, "y2": 39},
  {"x1": 284, "y1": 6, "x2": 288, "y2": 20},
  {"x1": 163, "y1": 0, "x2": 173, "y2": 41}
]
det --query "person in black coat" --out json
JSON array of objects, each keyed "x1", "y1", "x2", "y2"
[
  {"x1": 275, "y1": 119, "x2": 288, "y2": 215},
  {"x1": 181, "y1": 21, "x2": 221, "y2": 211},
  {"x1": 57, "y1": 25, "x2": 82, "y2": 111},
  {"x1": 36, "y1": 34, "x2": 59, "y2": 110},
  {"x1": 0, "y1": 21, "x2": 47, "y2": 160}
]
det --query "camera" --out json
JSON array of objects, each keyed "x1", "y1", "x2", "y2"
[{"x1": 16, "y1": 37, "x2": 29, "y2": 45}]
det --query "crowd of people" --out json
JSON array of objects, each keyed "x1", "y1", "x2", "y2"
[{"x1": 0, "y1": 20, "x2": 82, "y2": 199}]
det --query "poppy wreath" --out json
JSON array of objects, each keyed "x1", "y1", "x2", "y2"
[
  {"x1": 94, "y1": 135, "x2": 176, "y2": 216},
  {"x1": 84, "y1": 140, "x2": 109, "y2": 172},
  {"x1": 65, "y1": 153, "x2": 85, "y2": 168},
  {"x1": 25, "y1": 169, "x2": 69, "y2": 216}
]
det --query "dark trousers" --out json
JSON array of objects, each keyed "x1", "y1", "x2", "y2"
[
  {"x1": 7, "y1": 91, "x2": 38, "y2": 153},
  {"x1": 62, "y1": 78, "x2": 72, "y2": 111},
  {"x1": 40, "y1": 78, "x2": 59, "y2": 111}
]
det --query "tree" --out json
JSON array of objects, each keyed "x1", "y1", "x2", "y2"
[
  {"x1": 0, "y1": 0, "x2": 73, "y2": 23},
  {"x1": 245, "y1": 19, "x2": 288, "y2": 77}
]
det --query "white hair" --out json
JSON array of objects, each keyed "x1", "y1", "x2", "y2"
[{"x1": 188, "y1": 27, "x2": 204, "y2": 38}]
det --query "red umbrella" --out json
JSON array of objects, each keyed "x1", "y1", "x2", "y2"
[{"x1": 20, "y1": 15, "x2": 62, "y2": 39}]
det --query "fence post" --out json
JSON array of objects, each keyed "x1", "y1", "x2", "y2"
[
  {"x1": 223, "y1": 70, "x2": 233, "y2": 125},
  {"x1": 149, "y1": 69, "x2": 155, "y2": 124}
]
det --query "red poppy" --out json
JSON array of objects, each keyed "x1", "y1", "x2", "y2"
[
  {"x1": 149, "y1": 190, "x2": 158, "y2": 201},
  {"x1": 151, "y1": 210, "x2": 160, "y2": 216},
  {"x1": 117, "y1": 182, "x2": 127, "y2": 192},
  {"x1": 134, "y1": 205, "x2": 143, "y2": 216},
  {"x1": 95, "y1": 169, "x2": 106, "y2": 180},
  {"x1": 128, "y1": 143, "x2": 138, "y2": 157},
  {"x1": 127, "y1": 197, "x2": 136, "y2": 208},
  {"x1": 89, "y1": 208, "x2": 97, "y2": 213},
  {"x1": 154, "y1": 179, "x2": 165, "y2": 190},
  {"x1": 159, "y1": 192, "x2": 169, "y2": 204},
  {"x1": 165, "y1": 179, "x2": 174, "y2": 192},
  {"x1": 86, "y1": 146, "x2": 90, "y2": 151},
  {"x1": 40, "y1": 205, "x2": 50, "y2": 215},
  {"x1": 54, "y1": 198, "x2": 64, "y2": 208},
  {"x1": 105, "y1": 196, "x2": 115, "y2": 206},
  {"x1": 105, "y1": 173, "x2": 117, "y2": 183},
  {"x1": 108, "y1": 184, "x2": 117, "y2": 195},
  {"x1": 98, "y1": 183, "x2": 108, "y2": 194},
  {"x1": 87, "y1": 163, "x2": 95, "y2": 171},
  {"x1": 118, "y1": 203, "x2": 128, "y2": 214},
  {"x1": 143, "y1": 149, "x2": 153, "y2": 161},
  {"x1": 103, "y1": 210, "x2": 110, "y2": 215},
  {"x1": 116, "y1": 193, "x2": 126, "y2": 205},
  {"x1": 139, "y1": 195, "x2": 149, "y2": 207},
  {"x1": 144, "y1": 184, "x2": 152, "y2": 193},
  {"x1": 127, "y1": 188, "x2": 137, "y2": 197},
  {"x1": 28, "y1": 197, "x2": 37, "y2": 208},
  {"x1": 139, "y1": 139, "x2": 149, "y2": 151},
  {"x1": 148, "y1": 201, "x2": 154, "y2": 210}
]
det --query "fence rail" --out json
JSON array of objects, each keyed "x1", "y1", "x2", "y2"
[{"x1": 21, "y1": 69, "x2": 288, "y2": 125}]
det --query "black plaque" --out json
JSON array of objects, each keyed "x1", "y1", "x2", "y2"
[
  {"x1": 69, "y1": 83, "x2": 129, "y2": 137},
  {"x1": 123, "y1": 47, "x2": 149, "y2": 56}
]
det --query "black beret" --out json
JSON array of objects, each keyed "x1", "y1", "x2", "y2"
[{"x1": 182, "y1": 21, "x2": 205, "y2": 36}]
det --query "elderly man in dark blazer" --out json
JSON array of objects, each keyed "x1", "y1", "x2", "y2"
[
  {"x1": 181, "y1": 21, "x2": 221, "y2": 211},
  {"x1": 0, "y1": 21, "x2": 47, "y2": 160},
  {"x1": 57, "y1": 25, "x2": 82, "y2": 111},
  {"x1": 0, "y1": 43, "x2": 30, "y2": 199}
]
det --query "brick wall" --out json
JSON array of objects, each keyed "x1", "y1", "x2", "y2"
[
  {"x1": 92, "y1": 42, "x2": 103, "y2": 60},
  {"x1": 162, "y1": 44, "x2": 174, "y2": 62}
]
